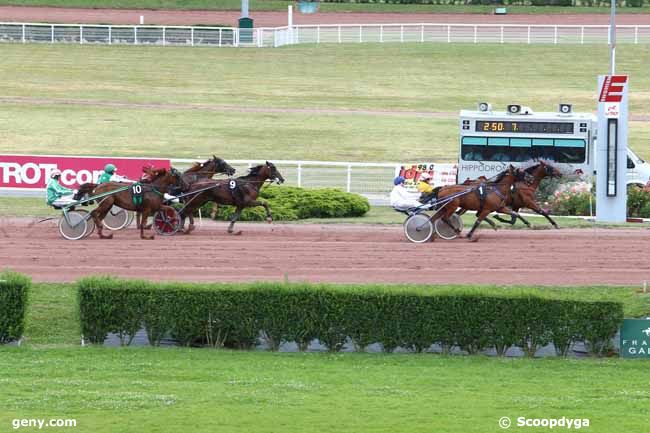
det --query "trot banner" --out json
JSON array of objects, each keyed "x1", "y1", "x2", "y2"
[{"x1": 0, "y1": 154, "x2": 171, "y2": 191}]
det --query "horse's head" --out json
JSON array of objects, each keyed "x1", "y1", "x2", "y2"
[
  {"x1": 265, "y1": 161, "x2": 285, "y2": 184},
  {"x1": 539, "y1": 160, "x2": 563, "y2": 178},
  {"x1": 212, "y1": 155, "x2": 236, "y2": 176}
]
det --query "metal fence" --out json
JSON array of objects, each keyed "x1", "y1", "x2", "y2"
[{"x1": 2, "y1": 22, "x2": 650, "y2": 47}]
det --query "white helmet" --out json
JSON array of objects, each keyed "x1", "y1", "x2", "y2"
[
  {"x1": 50, "y1": 169, "x2": 62, "y2": 178},
  {"x1": 419, "y1": 172, "x2": 432, "y2": 181}
]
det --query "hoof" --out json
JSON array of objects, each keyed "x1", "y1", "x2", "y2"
[
  {"x1": 266, "y1": 217, "x2": 273, "y2": 224},
  {"x1": 554, "y1": 225, "x2": 560, "y2": 229},
  {"x1": 229, "y1": 230, "x2": 243, "y2": 236},
  {"x1": 141, "y1": 235, "x2": 154, "y2": 240},
  {"x1": 468, "y1": 236, "x2": 479, "y2": 242},
  {"x1": 100, "y1": 233, "x2": 113, "y2": 240}
]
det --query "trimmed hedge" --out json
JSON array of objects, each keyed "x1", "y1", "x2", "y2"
[
  {"x1": 0, "y1": 271, "x2": 30, "y2": 344},
  {"x1": 78, "y1": 277, "x2": 623, "y2": 357},
  {"x1": 201, "y1": 186, "x2": 370, "y2": 222}
]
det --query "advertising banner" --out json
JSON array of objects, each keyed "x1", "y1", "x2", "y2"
[
  {"x1": 396, "y1": 163, "x2": 458, "y2": 191},
  {"x1": 0, "y1": 154, "x2": 171, "y2": 191},
  {"x1": 620, "y1": 318, "x2": 650, "y2": 358}
]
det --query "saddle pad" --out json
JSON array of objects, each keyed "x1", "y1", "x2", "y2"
[{"x1": 130, "y1": 183, "x2": 144, "y2": 207}]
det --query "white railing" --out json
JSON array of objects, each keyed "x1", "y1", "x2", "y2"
[
  {"x1": 293, "y1": 23, "x2": 650, "y2": 45},
  {"x1": 170, "y1": 159, "x2": 457, "y2": 203},
  {"x1": 2, "y1": 22, "x2": 650, "y2": 47},
  {"x1": 172, "y1": 159, "x2": 397, "y2": 197}
]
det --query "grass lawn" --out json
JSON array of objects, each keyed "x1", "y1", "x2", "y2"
[
  {"x1": 1, "y1": 44, "x2": 650, "y2": 162},
  {"x1": 0, "y1": 280, "x2": 648, "y2": 433},
  {"x1": 0, "y1": 0, "x2": 649, "y2": 13}
]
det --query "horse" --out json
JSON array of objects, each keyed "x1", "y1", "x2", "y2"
[
  {"x1": 429, "y1": 165, "x2": 520, "y2": 241},
  {"x1": 135, "y1": 156, "x2": 236, "y2": 230},
  {"x1": 87, "y1": 168, "x2": 183, "y2": 240},
  {"x1": 178, "y1": 155, "x2": 236, "y2": 189},
  {"x1": 491, "y1": 160, "x2": 563, "y2": 228},
  {"x1": 179, "y1": 161, "x2": 285, "y2": 235}
]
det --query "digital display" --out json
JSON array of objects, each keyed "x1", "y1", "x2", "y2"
[{"x1": 475, "y1": 121, "x2": 574, "y2": 134}]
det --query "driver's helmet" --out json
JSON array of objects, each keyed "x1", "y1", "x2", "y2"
[
  {"x1": 50, "y1": 169, "x2": 62, "y2": 178},
  {"x1": 419, "y1": 172, "x2": 432, "y2": 182},
  {"x1": 104, "y1": 164, "x2": 116, "y2": 174},
  {"x1": 393, "y1": 176, "x2": 406, "y2": 186}
]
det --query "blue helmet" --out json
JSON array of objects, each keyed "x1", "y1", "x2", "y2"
[{"x1": 393, "y1": 176, "x2": 406, "y2": 186}]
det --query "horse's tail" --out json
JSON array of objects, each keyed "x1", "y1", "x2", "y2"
[{"x1": 74, "y1": 183, "x2": 98, "y2": 201}]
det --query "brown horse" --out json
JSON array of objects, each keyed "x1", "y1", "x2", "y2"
[
  {"x1": 136, "y1": 157, "x2": 236, "y2": 230},
  {"x1": 431, "y1": 165, "x2": 520, "y2": 241},
  {"x1": 88, "y1": 168, "x2": 183, "y2": 240},
  {"x1": 491, "y1": 160, "x2": 563, "y2": 228},
  {"x1": 179, "y1": 161, "x2": 285, "y2": 235},
  {"x1": 175, "y1": 156, "x2": 236, "y2": 230}
]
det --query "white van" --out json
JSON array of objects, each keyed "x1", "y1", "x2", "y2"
[{"x1": 626, "y1": 147, "x2": 650, "y2": 187}]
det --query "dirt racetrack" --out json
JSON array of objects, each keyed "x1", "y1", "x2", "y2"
[{"x1": 1, "y1": 218, "x2": 649, "y2": 286}]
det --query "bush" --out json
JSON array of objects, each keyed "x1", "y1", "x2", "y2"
[
  {"x1": 0, "y1": 270, "x2": 30, "y2": 344},
  {"x1": 202, "y1": 186, "x2": 370, "y2": 222},
  {"x1": 627, "y1": 186, "x2": 650, "y2": 218},
  {"x1": 77, "y1": 278, "x2": 623, "y2": 357}
]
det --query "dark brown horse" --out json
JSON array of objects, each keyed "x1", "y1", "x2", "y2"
[
  {"x1": 180, "y1": 161, "x2": 285, "y2": 235},
  {"x1": 491, "y1": 160, "x2": 563, "y2": 228},
  {"x1": 431, "y1": 165, "x2": 520, "y2": 241},
  {"x1": 88, "y1": 168, "x2": 183, "y2": 239}
]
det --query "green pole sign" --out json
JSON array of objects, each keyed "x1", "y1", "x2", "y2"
[{"x1": 620, "y1": 319, "x2": 650, "y2": 358}]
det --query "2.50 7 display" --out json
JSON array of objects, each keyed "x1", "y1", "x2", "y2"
[{"x1": 475, "y1": 121, "x2": 574, "y2": 134}]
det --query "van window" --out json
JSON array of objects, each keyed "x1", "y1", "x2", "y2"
[{"x1": 628, "y1": 156, "x2": 635, "y2": 169}]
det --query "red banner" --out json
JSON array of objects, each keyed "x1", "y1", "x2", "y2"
[{"x1": 0, "y1": 154, "x2": 171, "y2": 190}]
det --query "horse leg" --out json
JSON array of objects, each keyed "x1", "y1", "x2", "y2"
[
  {"x1": 91, "y1": 203, "x2": 113, "y2": 239},
  {"x1": 492, "y1": 214, "x2": 516, "y2": 225},
  {"x1": 527, "y1": 203, "x2": 560, "y2": 229},
  {"x1": 140, "y1": 209, "x2": 154, "y2": 240},
  {"x1": 482, "y1": 216, "x2": 498, "y2": 231},
  {"x1": 228, "y1": 207, "x2": 243, "y2": 235},
  {"x1": 249, "y1": 200, "x2": 272, "y2": 223},
  {"x1": 499, "y1": 206, "x2": 529, "y2": 227},
  {"x1": 210, "y1": 203, "x2": 218, "y2": 219},
  {"x1": 467, "y1": 209, "x2": 493, "y2": 241}
]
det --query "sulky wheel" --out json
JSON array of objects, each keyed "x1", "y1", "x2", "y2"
[
  {"x1": 74, "y1": 209, "x2": 96, "y2": 238},
  {"x1": 103, "y1": 206, "x2": 130, "y2": 231},
  {"x1": 404, "y1": 213, "x2": 434, "y2": 243},
  {"x1": 153, "y1": 207, "x2": 181, "y2": 236},
  {"x1": 58, "y1": 210, "x2": 89, "y2": 240},
  {"x1": 434, "y1": 213, "x2": 463, "y2": 240}
]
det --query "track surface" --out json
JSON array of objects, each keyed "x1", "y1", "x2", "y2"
[
  {"x1": 2, "y1": 7, "x2": 650, "y2": 26},
  {"x1": 1, "y1": 218, "x2": 649, "y2": 285}
]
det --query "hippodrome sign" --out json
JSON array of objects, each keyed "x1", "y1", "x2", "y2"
[{"x1": 0, "y1": 154, "x2": 170, "y2": 191}]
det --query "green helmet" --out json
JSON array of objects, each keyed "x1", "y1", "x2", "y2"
[{"x1": 104, "y1": 164, "x2": 116, "y2": 174}]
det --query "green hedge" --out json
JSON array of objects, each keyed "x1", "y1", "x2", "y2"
[
  {"x1": 201, "y1": 186, "x2": 370, "y2": 222},
  {"x1": 0, "y1": 271, "x2": 30, "y2": 344},
  {"x1": 78, "y1": 277, "x2": 623, "y2": 357}
]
